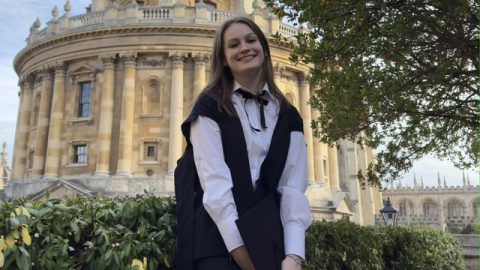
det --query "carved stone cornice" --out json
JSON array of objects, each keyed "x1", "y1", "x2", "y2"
[
  {"x1": 142, "y1": 56, "x2": 167, "y2": 67},
  {"x1": 273, "y1": 62, "x2": 285, "y2": 78},
  {"x1": 53, "y1": 61, "x2": 68, "y2": 77},
  {"x1": 120, "y1": 51, "x2": 137, "y2": 68},
  {"x1": 13, "y1": 26, "x2": 296, "y2": 76},
  {"x1": 169, "y1": 51, "x2": 187, "y2": 68},
  {"x1": 37, "y1": 65, "x2": 53, "y2": 81},
  {"x1": 99, "y1": 53, "x2": 117, "y2": 69},
  {"x1": 20, "y1": 74, "x2": 35, "y2": 89},
  {"x1": 192, "y1": 52, "x2": 210, "y2": 68},
  {"x1": 298, "y1": 71, "x2": 309, "y2": 85}
]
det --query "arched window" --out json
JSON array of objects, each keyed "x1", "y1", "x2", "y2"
[
  {"x1": 141, "y1": 76, "x2": 164, "y2": 117},
  {"x1": 472, "y1": 199, "x2": 479, "y2": 218},
  {"x1": 285, "y1": 92, "x2": 294, "y2": 105},
  {"x1": 423, "y1": 199, "x2": 437, "y2": 216},
  {"x1": 398, "y1": 199, "x2": 414, "y2": 216},
  {"x1": 146, "y1": 82, "x2": 160, "y2": 114},
  {"x1": 447, "y1": 200, "x2": 463, "y2": 218}
]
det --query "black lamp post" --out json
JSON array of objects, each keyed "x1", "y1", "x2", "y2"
[{"x1": 380, "y1": 197, "x2": 399, "y2": 226}]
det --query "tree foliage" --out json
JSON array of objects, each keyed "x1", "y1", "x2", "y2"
[{"x1": 265, "y1": 0, "x2": 479, "y2": 184}]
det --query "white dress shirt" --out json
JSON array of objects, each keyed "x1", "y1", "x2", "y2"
[{"x1": 190, "y1": 81, "x2": 312, "y2": 259}]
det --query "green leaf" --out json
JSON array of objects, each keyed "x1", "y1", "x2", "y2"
[
  {"x1": 163, "y1": 213, "x2": 170, "y2": 225},
  {"x1": 9, "y1": 217, "x2": 20, "y2": 228},
  {"x1": 54, "y1": 204, "x2": 70, "y2": 213},
  {"x1": 105, "y1": 249, "x2": 113, "y2": 265},
  {"x1": 16, "y1": 214, "x2": 30, "y2": 225}
]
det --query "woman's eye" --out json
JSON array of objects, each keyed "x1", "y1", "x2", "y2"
[
  {"x1": 248, "y1": 39, "x2": 257, "y2": 43},
  {"x1": 229, "y1": 44, "x2": 238, "y2": 48}
]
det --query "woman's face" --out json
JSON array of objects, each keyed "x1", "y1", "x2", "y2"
[{"x1": 223, "y1": 23, "x2": 265, "y2": 80}]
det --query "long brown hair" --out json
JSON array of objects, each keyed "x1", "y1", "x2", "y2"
[{"x1": 201, "y1": 17, "x2": 290, "y2": 116}]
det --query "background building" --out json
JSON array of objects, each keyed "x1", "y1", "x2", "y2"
[
  {"x1": 1, "y1": 142, "x2": 11, "y2": 190},
  {"x1": 5, "y1": 0, "x2": 382, "y2": 225},
  {"x1": 376, "y1": 173, "x2": 479, "y2": 233}
]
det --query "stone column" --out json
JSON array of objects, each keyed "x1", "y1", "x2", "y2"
[
  {"x1": 298, "y1": 72, "x2": 315, "y2": 183},
  {"x1": 94, "y1": 53, "x2": 117, "y2": 177},
  {"x1": 328, "y1": 144, "x2": 341, "y2": 191},
  {"x1": 44, "y1": 62, "x2": 68, "y2": 180},
  {"x1": 115, "y1": 51, "x2": 137, "y2": 178},
  {"x1": 192, "y1": 52, "x2": 209, "y2": 100},
  {"x1": 31, "y1": 66, "x2": 53, "y2": 178},
  {"x1": 11, "y1": 84, "x2": 23, "y2": 180},
  {"x1": 273, "y1": 63, "x2": 284, "y2": 93},
  {"x1": 167, "y1": 51, "x2": 187, "y2": 176},
  {"x1": 312, "y1": 109, "x2": 326, "y2": 184},
  {"x1": 11, "y1": 76, "x2": 34, "y2": 180}
]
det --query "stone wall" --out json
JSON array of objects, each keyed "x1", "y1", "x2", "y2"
[{"x1": 454, "y1": 234, "x2": 479, "y2": 270}]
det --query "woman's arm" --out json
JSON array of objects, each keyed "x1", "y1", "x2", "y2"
[
  {"x1": 191, "y1": 116, "x2": 254, "y2": 269},
  {"x1": 277, "y1": 131, "x2": 312, "y2": 265}
]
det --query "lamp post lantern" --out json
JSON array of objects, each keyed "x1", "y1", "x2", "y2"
[{"x1": 380, "y1": 197, "x2": 399, "y2": 226}]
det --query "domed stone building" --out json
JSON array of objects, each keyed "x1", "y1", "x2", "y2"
[{"x1": 6, "y1": 0, "x2": 382, "y2": 225}]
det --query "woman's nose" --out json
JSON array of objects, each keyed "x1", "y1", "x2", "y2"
[{"x1": 239, "y1": 41, "x2": 250, "y2": 52}]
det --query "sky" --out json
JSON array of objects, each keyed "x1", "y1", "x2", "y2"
[{"x1": 0, "y1": 0, "x2": 478, "y2": 188}]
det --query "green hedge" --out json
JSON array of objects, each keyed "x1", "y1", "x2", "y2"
[{"x1": 0, "y1": 193, "x2": 464, "y2": 270}]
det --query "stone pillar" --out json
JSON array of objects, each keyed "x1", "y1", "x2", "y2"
[
  {"x1": 13, "y1": 75, "x2": 34, "y2": 179},
  {"x1": 167, "y1": 51, "x2": 187, "y2": 176},
  {"x1": 328, "y1": 144, "x2": 341, "y2": 192},
  {"x1": 192, "y1": 52, "x2": 209, "y2": 100},
  {"x1": 115, "y1": 51, "x2": 137, "y2": 177},
  {"x1": 125, "y1": 1, "x2": 139, "y2": 24},
  {"x1": 94, "y1": 53, "x2": 117, "y2": 177},
  {"x1": 273, "y1": 63, "x2": 284, "y2": 93},
  {"x1": 11, "y1": 78, "x2": 27, "y2": 180},
  {"x1": 298, "y1": 72, "x2": 315, "y2": 183},
  {"x1": 194, "y1": 0, "x2": 208, "y2": 24},
  {"x1": 31, "y1": 66, "x2": 54, "y2": 179},
  {"x1": 43, "y1": 62, "x2": 68, "y2": 180},
  {"x1": 312, "y1": 109, "x2": 326, "y2": 184}
]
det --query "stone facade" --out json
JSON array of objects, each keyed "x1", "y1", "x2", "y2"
[
  {"x1": 0, "y1": 143, "x2": 11, "y2": 190},
  {"x1": 375, "y1": 173, "x2": 479, "y2": 233},
  {"x1": 7, "y1": 0, "x2": 382, "y2": 225}
]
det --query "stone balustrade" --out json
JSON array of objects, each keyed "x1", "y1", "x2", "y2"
[{"x1": 25, "y1": 3, "x2": 307, "y2": 46}]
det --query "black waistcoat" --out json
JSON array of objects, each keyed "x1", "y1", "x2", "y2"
[{"x1": 174, "y1": 94, "x2": 303, "y2": 270}]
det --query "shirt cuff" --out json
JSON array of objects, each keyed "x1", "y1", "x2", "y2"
[
  {"x1": 216, "y1": 215, "x2": 245, "y2": 252},
  {"x1": 284, "y1": 224, "x2": 306, "y2": 260}
]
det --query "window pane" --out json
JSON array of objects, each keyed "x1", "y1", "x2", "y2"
[
  {"x1": 74, "y1": 146, "x2": 87, "y2": 163},
  {"x1": 147, "y1": 146, "x2": 155, "y2": 157},
  {"x1": 79, "y1": 83, "x2": 91, "y2": 117}
]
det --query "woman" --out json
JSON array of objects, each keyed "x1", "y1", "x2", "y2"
[{"x1": 175, "y1": 17, "x2": 311, "y2": 270}]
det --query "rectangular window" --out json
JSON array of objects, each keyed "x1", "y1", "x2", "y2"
[
  {"x1": 78, "y1": 83, "x2": 91, "y2": 117},
  {"x1": 137, "y1": 1, "x2": 145, "y2": 6},
  {"x1": 147, "y1": 146, "x2": 155, "y2": 157},
  {"x1": 74, "y1": 145, "x2": 87, "y2": 163}
]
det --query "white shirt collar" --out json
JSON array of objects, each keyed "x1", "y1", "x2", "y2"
[{"x1": 233, "y1": 80, "x2": 271, "y2": 96}]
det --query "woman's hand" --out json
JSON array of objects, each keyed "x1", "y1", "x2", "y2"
[
  {"x1": 282, "y1": 255, "x2": 302, "y2": 270},
  {"x1": 231, "y1": 245, "x2": 256, "y2": 270}
]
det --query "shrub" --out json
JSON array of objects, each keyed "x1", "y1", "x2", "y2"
[
  {"x1": 459, "y1": 223, "x2": 480, "y2": 235},
  {"x1": 0, "y1": 191, "x2": 177, "y2": 270},
  {"x1": 0, "y1": 194, "x2": 465, "y2": 270},
  {"x1": 304, "y1": 218, "x2": 464, "y2": 270}
]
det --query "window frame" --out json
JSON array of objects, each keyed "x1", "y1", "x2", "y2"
[
  {"x1": 78, "y1": 82, "x2": 92, "y2": 118},
  {"x1": 66, "y1": 140, "x2": 90, "y2": 168},
  {"x1": 138, "y1": 138, "x2": 162, "y2": 165}
]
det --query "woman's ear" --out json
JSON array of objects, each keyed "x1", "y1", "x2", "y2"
[{"x1": 223, "y1": 59, "x2": 228, "y2": 67}]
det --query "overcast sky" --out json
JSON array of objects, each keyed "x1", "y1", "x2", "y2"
[{"x1": 0, "y1": 0, "x2": 477, "y2": 188}]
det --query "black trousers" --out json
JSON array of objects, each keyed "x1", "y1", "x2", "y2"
[{"x1": 193, "y1": 256, "x2": 242, "y2": 270}]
